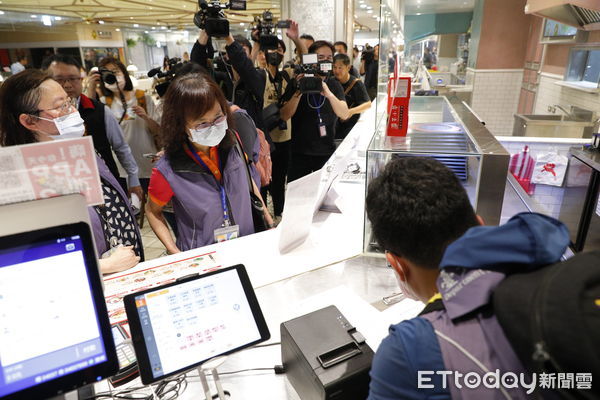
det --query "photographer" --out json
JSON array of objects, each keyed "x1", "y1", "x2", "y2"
[
  {"x1": 360, "y1": 44, "x2": 379, "y2": 101},
  {"x1": 97, "y1": 57, "x2": 160, "y2": 193},
  {"x1": 332, "y1": 53, "x2": 371, "y2": 140},
  {"x1": 280, "y1": 40, "x2": 349, "y2": 181}
]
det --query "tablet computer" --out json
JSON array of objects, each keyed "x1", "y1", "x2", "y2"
[
  {"x1": 0, "y1": 222, "x2": 118, "y2": 400},
  {"x1": 124, "y1": 264, "x2": 270, "y2": 384}
]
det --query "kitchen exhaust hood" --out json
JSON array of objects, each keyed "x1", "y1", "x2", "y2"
[{"x1": 525, "y1": 0, "x2": 600, "y2": 31}]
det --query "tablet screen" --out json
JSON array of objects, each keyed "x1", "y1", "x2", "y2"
[
  {"x1": 125, "y1": 265, "x2": 269, "y2": 383},
  {"x1": 0, "y1": 223, "x2": 117, "y2": 399}
]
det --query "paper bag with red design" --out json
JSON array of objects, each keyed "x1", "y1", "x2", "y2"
[
  {"x1": 386, "y1": 77, "x2": 411, "y2": 137},
  {"x1": 531, "y1": 152, "x2": 568, "y2": 187}
]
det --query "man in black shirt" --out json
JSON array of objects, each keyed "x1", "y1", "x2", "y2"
[
  {"x1": 361, "y1": 44, "x2": 379, "y2": 101},
  {"x1": 334, "y1": 41, "x2": 359, "y2": 78},
  {"x1": 280, "y1": 41, "x2": 349, "y2": 181},
  {"x1": 332, "y1": 54, "x2": 371, "y2": 140}
]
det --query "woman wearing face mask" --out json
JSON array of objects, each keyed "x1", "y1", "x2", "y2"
[
  {"x1": 0, "y1": 69, "x2": 142, "y2": 274},
  {"x1": 97, "y1": 57, "x2": 160, "y2": 193},
  {"x1": 146, "y1": 73, "x2": 273, "y2": 253}
]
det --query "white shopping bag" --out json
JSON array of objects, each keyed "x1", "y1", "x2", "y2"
[{"x1": 531, "y1": 152, "x2": 568, "y2": 187}]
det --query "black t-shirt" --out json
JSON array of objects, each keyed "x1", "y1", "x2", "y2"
[
  {"x1": 284, "y1": 76, "x2": 346, "y2": 156},
  {"x1": 364, "y1": 60, "x2": 379, "y2": 90},
  {"x1": 336, "y1": 77, "x2": 370, "y2": 140}
]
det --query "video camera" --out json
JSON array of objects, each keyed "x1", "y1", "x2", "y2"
[
  {"x1": 295, "y1": 53, "x2": 332, "y2": 94},
  {"x1": 148, "y1": 57, "x2": 185, "y2": 97},
  {"x1": 254, "y1": 10, "x2": 290, "y2": 51},
  {"x1": 193, "y1": 0, "x2": 247, "y2": 38},
  {"x1": 361, "y1": 47, "x2": 375, "y2": 63}
]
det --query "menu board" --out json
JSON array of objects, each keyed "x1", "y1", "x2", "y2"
[{"x1": 103, "y1": 251, "x2": 221, "y2": 325}]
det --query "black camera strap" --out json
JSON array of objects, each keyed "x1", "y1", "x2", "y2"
[{"x1": 117, "y1": 87, "x2": 127, "y2": 124}]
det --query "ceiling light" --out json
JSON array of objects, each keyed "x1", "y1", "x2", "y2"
[
  {"x1": 360, "y1": 4, "x2": 366, "y2": 8},
  {"x1": 130, "y1": 17, "x2": 133, "y2": 19},
  {"x1": 30, "y1": 14, "x2": 37, "y2": 18},
  {"x1": 355, "y1": 28, "x2": 359, "y2": 32},
  {"x1": 151, "y1": 27, "x2": 155, "y2": 29},
  {"x1": 98, "y1": 20, "x2": 105, "y2": 24},
  {"x1": 416, "y1": 12, "x2": 422, "y2": 15},
  {"x1": 367, "y1": 10, "x2": 372, "y2": 13},
  {"x1": 161, "y1": 26, "x2": 167, "y2": 29},
  {"x1": 133, "y1": 23, "x2": 139, "y2": 27},
  {"x1": 239, "y1": 22, "x2": 244, "y2": 25},
  {"x1": 367, "y1": 6, "x2": 372, "y2": 9},
  {"x1": 0, "y1": 11, "x2": 4, "y2": 15},
  {"x1": 115, "y1": 28, "x2": 120, "y2": 31},
  {"x1": 42, "y1": 15, "x2": 52, "y2": 26},
  {"x1": 56, "y1": 16, "x2": 62, "y2": 20},
  {"x1": 144, "y1": 30, "x2": 148, "y2": 33}
]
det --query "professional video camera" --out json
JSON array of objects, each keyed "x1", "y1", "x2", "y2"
[
  {"x1": 148, "y1": 57, "x2": 184, "y2": 97},
  {"x1": 253, "y1": 10, "x2": 290, "y2": 51},
  {"x1": 294, "y1": 53, "x2": 332, "y2": 94},
  {"x1": 361, "y1": 47, "x2": 375, "y2": 63},
  {"x1": 193, "y1": 0, "x2": 247, "y2": 38}
]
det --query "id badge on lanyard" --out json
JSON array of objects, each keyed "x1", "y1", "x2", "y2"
[
  {"x1": 187, "y1": 144, "x2": 240, "y2": 243},
  {"x1": 213, "y1": 185, "x2": 240, "y2": 242},
  {"x1": 313, "y1": 94, "x2": 327, "y2": 137}
]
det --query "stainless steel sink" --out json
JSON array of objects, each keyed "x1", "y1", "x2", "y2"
[{"x1": 513, "y1": 114, "x2": 595, "y2": 138}]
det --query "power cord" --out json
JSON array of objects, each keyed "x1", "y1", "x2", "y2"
[{"x1": 85, "y1": 373, "x2": 187, "y2": 400}]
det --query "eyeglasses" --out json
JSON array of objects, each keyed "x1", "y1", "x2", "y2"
[
  {"x1": 35, "y1": 98, "x2": 77, "y2": 116},
  {"x1": 54, "y1": 76, "x2": 82, "y2": 85},
  {"x1": 191, "y1": 115, "x2": 227, "y2": 132}
]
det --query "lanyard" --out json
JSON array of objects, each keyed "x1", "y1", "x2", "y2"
[
  {"x1": 308, "y1": 93, "x2": 326, "y2": 125},
  {"x1": 186, "y1": 144, "x2": 231, "y2": 226}
]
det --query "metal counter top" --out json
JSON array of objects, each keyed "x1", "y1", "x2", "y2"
[{"x1": 570, "y1": 146, "x2": 600, "y2": 172}]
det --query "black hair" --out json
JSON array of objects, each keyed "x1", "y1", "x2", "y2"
[
  {"x1": 233, "y1": 35, "x2": 252, "y2": 53},
  {"x1": 333, "y1": 53, "x2": 351, "y2": 66},
  {"x1": 0, "y1": 69, "x2": 52, "y2": 146},
  {"x1": 366, "y1": 157, "x2": 479, "y2": 269},
  {"x1": 41, "y1": 54, "x2": 82, "y2": 71},
  {"x1": 177, "y1": 62, "x2": 210, "y2": 78},
  {"x1": 260, "y1": 39, "x2": 287, "y2": 54},
  {"x1": 308, "y1": 40, "x2": 335, "y2": 55},
  {"x1": 334, "y1": 41, "x2": 348, "y2": 53},
  {"x1": 300, "y1": 34, "x2": 315, "y2": 41}
]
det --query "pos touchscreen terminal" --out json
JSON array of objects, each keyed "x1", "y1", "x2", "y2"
[
  {"x1": 124, "y1": 264, "x2": 270, "y2": 385},
  {"x1": 0, "y1": 222, "x2": 118, "y2": 400}
]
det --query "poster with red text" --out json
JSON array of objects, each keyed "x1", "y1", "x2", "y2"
[{"x1": 0, "y1": 137, "x2": 102, "y2": 206}]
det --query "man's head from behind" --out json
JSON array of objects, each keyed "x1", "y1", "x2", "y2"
[{"x1": 366, "y1": 157, "x2": 480, "y2": 301}]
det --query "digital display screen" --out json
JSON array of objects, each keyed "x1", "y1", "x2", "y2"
[
  {"x1": 133, "y1": 268, "x2": 262, "y2": 379},
  {"x1": 544, "y1": 19, "x2": 578, "y2": 37},
  {"x1": 0, "y1": 236, "x2": 108, "y2": 398}
]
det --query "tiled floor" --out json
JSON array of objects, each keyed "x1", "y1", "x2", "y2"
[{"x1": 139, "y1": 217, "x2": 167, "y2": 261}]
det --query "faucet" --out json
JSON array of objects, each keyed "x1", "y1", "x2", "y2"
[{"x1": 553, "y1": 105, "x2": 572, "y2": 118}]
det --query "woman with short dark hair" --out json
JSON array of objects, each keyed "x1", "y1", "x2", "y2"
[{"x1": 146, "y1": 73, "x2": 272, "y2": 253}]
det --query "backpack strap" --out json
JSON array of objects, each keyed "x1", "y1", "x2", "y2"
[{"x1": 344, "y1": 77, "x2": 359, "y2": 95}]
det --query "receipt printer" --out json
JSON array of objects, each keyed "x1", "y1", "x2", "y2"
[{"x1": 281, "y1": 305, "x2": 374, "y2": 400}]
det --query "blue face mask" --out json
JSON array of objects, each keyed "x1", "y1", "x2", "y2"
[{"x1": 189, "y1": 117, "x2": 228, "y2": 147}]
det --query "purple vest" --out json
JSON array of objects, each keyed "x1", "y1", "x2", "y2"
[
  {"x1": 88, "y1": 155, "x2": 143, "y2": 259},
  {"x1": 155, "y1": 146, "x2": 254, "y2": 251},
  {"x1": 421, "y1": 268, "x2": 531, "y2": 400}
]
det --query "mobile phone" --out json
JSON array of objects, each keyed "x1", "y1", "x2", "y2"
[
  {"x1": 108, "y1": 323, "x2": 139, "y2": 387},
  {"x1": 143, "y1": 153, "x2": 158, "y2": 159},
  {"x1": 276, "y1": 20, "x2": 291, "y2": 29}
]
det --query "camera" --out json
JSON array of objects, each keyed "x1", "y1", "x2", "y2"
[
  {"x1": 361, "y1": 48, "x2": 375, "y2": 63},
  {"x1": 99, "y1": 68, "x2": 117, "y2": 85},
  {"x1": 193, "y1": 0, "x2": 247, "y2": 38},
  {"x1": 148, "y1": 57, "x2": 184, "y2": 97},
  {"x1": 294, "y1": 53, "x2": 332, "y2": 94},
  {"x1": 254, "y1": 10, "x2": 279, "y2": 50}
]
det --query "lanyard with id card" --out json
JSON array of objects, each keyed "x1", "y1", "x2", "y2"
[
  {"x1": 309, "y1": 94, "x2": 327, "y2": 137},
  {"x1": 186, "y1": 144, "x2": 240, "y2": 243}
]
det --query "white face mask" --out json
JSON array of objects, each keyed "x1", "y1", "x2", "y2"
[
  {"x1": 37, "y1": 111, "x2": 86, "y2": 139},
  {"x1": 189, "y1": 118, "x2": 228, "y2": 147},
  {"x1": 106, "y1": 75, "x2": 126, "y2": 92},
  {"x1": 390, "y1": 262, "x2": 421, "y2": 302}
]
